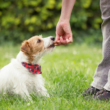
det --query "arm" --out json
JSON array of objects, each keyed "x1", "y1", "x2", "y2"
[
  {"x1": 55, "y1": 0, "x2": 76, "y2": 46},
  {"x1": 60, "y1": 0, "x2": 76, "y2": 21}
]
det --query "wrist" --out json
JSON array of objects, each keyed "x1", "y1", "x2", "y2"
[
  {"x1": 59, "y1": 17, "x2": 70, "y2": 23},
  {"x1": 59, "y1": 14, "x2": 70, "y2": 22}
]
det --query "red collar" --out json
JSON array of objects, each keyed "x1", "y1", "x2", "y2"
[{"x1": 22, "y1": 62, "x2": 42, "y2": 74}]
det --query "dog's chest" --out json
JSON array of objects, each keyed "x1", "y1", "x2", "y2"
[{"x1": 25, "y1": 74, "x2": 40, "y2": 92}]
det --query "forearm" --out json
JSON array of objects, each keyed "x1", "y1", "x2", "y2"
[{"x1": 60, "y1": 0, "x2": 76, "y2": 21}]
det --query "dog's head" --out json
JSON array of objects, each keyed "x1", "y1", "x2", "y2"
[{"x1": 21, "y1": 35, "x2": 55, "y2": 63}]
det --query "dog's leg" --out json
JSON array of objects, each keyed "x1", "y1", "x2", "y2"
[
  {"x1": 34, "y1": 75, "x2": 50, "y2": 97},
  {"x1": 35, "y1": 85, "x2": 50, "y2": 97},
  {"x1": 14, "y1": 84, "x2": 32, "y2": 101}
]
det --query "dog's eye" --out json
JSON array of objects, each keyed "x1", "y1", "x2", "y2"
[{"x1": 37, "y1": 39, "x2": 41, "y2": 43}]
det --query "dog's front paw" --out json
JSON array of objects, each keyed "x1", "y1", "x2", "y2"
[
  {"x1": 37, "y1": 90, "x2": 50, "y2": 97},
  {"x1": 45, "y1": 93, "x2": 50, "y2": 98}
]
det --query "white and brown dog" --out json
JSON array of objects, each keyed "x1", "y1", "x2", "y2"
[{"x1": 0, "y1": 35, "x2": 55, "y2": 101}]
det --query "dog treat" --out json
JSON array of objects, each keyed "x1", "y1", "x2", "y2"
[
  {"x1": 54, "y1": 44, "x2": 57, "y2": 46},
  {"x1": 54, "y1": 42, "x2": 57, "y2": 46}
]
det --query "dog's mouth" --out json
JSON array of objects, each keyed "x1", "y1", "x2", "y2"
[{"x1": 47, "y1": 43, "x2": 55, "y2": 48}]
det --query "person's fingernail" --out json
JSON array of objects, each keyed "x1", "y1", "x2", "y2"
[{"x1": 66, "y1": 39, "x2": 69, "y2": 43}]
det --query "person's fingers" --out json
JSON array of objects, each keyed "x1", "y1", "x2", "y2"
[
  {"x1": 65, "y1": 33, "x2": 73, "y2": 43},
  {"x1": 55, "y1": 39, "x2": 62, "y2": 45},
  {"x1": 55, "y1": 34, "x2": 61, "y2": 44},
  {"x1": 55, "y1": 39, "x2": 60, "y2": 43},
  {"x1": 60, "y1": 37, "x2": 68, "y2": 45},
  {"x1": 55, "y1": 35, "x2": 72, "y2": 45},
  {"x1": 55, "y1": 33, "x2": 65, "y2": 46},
  {"x1": 68, "y1": 35, "x2": 73, "y2": 43},
  {"x1": 55, "y1": 33, "x2": 60, "y2": 40},
  {"x1": 56, "y1": 37, "x2": 68, "y2": 45}
]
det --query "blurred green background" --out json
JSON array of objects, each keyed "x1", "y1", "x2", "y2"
[{"x1": 0, "y1": 0, "x2": 102, "y2": 44}]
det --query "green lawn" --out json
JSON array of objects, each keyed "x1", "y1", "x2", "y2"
[{"x1": 0, "y1": 43, "x2": 109, "y2": 110}]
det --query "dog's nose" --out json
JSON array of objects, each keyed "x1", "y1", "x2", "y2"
[{"x1": 51, "y1": 37, "x2": 55, "y2": 41}]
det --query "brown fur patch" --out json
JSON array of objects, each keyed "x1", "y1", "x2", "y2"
[{"x1": 21, "y1": 35, "x2": 44, "y2": 63}]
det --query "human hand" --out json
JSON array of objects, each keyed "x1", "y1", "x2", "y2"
[{"x1": 55, "y1": 20, "x2": 73, "y2": 46}]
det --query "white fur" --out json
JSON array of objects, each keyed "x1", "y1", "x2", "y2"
[{"x1": 0, "y1": 36, "x2": 54, "y2": 101}]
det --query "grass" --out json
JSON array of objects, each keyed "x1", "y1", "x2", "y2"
[{"x1": 0, "y1": 43, "x2": 110, "y2": 110}]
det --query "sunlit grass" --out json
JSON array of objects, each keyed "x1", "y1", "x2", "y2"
[{"x1": 0, "y1": 43, "x2": 110, "y2": 110}]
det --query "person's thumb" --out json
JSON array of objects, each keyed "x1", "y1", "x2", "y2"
[{"x1": 55, "y1": 34, "x2": 60, "y2": 43}]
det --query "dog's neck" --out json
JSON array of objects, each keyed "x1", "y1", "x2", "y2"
[{"x1": 16, "y1": 51, "x2": 41, "y2": 64}]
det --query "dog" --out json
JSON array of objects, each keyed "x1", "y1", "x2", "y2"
[{"x1": 0, "y1": 35, "x2": 55, "y2": 101}]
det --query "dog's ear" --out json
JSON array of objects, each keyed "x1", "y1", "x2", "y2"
[
  {"x1": 21, "y1": 40, "x2": 31, "y2": 54},
  {"x1": 39, "y1": 35, "x2": 42, "y2": 38}
]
